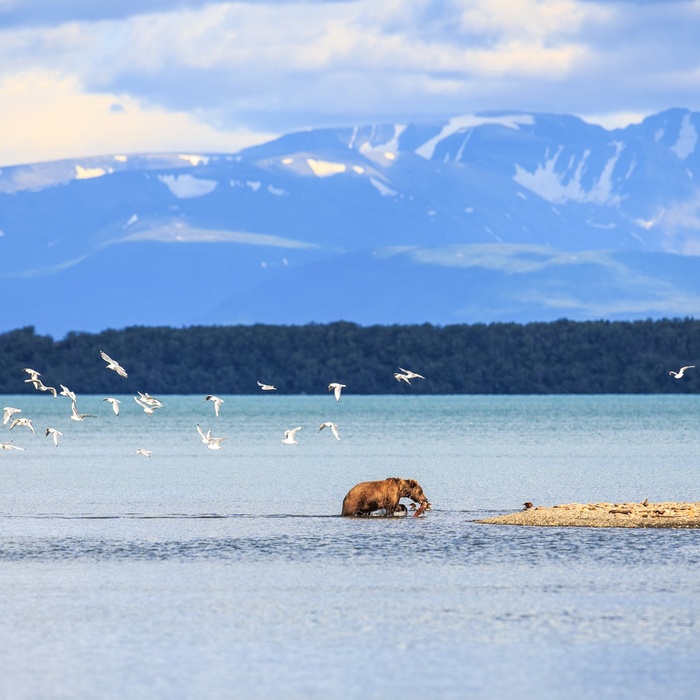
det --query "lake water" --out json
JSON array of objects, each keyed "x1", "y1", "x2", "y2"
[{"x1": 2, "y1": 394, "x2": 700, "y2": 699}]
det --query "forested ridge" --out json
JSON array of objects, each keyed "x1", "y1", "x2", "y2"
[{"x1": 0, "y1": 319, "x2": 698, "y2": 395}]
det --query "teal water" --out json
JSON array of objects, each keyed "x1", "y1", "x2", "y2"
[{"x1": 2, "y1": 394, "x2": 700, "y2": 699}]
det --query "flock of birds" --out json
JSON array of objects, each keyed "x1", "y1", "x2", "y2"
[
  {"x1": 3, "y1": 357, "x2": 691, "y2": 456},
  {"x1": 0, "y1": 352, "x2": 427, "y2": 455}
]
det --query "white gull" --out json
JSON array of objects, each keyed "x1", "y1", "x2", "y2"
[
  {"x1": 100, "y1": 350, "x2": 128, "y2": 378},
  {"x1": 328, "y1": 382, "x2": 346, "y2": 402},
  {"x1": 282, "y1": 427, "x2": 302, "y2": 444},
  {"x1": 103, "y1": 397, "x2": 121, "y2": 415},
  {"x1": 45, "y1": 427, "x2": 63, "y2": 447},
  {"x1": 669, "y1": 365, "x2": 695, "y2": 379},
  {"x1": 319, "y1": 421, "x2": 340, "y2": 440}
]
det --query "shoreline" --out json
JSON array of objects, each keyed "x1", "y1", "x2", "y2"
[{"x1": 476, "y1": 501, "x2": 700, "y2": 528}]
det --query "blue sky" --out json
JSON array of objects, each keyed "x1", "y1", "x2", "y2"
[{"x1": 0, "y1": 0, "x2": 698, "y2": 166}]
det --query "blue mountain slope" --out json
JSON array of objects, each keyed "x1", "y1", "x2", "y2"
[
  {"x1": 197, "y1": 245, "x2": 700, "y2": 327},
  {"x1": 1, "y1": 109, "x2": 700, "y2": 337}
]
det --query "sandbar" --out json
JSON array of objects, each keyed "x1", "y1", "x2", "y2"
[{"x1": 477, "y1": 501, "x2": 700, "y2": 528}]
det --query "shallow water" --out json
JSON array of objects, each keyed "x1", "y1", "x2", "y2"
[{"x1": 2, "y1": 394, "x2": 700, "y2": 699}]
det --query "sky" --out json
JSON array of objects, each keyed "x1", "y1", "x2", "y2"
[{"x1": 0, "y1": 0, "x2": 699, "y2": 167}]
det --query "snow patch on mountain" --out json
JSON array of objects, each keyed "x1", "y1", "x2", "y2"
[
  {"x1": 370, "y1": 177, "x2": 398, "y2": 197},
  {"x1": 671, "y1": 113, "x2": 698, "y2": 159},
  {"x1": 179, "y1": 155, "x2": 209, "y2": 166},
  {"x1": 306, "y1": 159, "x2": 346, "y2": 177},
  {"x1": 75, "y1": 165, "x2": 110, "y2": 180},
  {"x1": 415, "y1": 114, "x2": 534, "y2": 160},
  {"x1": 513, "y1": 143, "x2": 623, "y2": 206},
  {"x1": 230, "y1": 179, "x2": 264, "y2": 191},
  {"x1": 158, "y1": 174, "x2": 218, "y2": 198},
  {"x1": 357, "y1": 124, "x2": 406, "y2": 156}
]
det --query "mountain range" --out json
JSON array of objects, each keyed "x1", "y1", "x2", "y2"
[{"x1": 2, "y1": 107, "x2": 700, "y2": 338}]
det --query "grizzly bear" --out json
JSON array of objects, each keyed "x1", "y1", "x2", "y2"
[{"x1": 341, "y1": 477, "x2": 429, "y2": 517}]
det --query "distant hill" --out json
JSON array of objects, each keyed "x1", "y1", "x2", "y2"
[{"x1": 1, "y1": 108, "x2": 700, "y2": 338}]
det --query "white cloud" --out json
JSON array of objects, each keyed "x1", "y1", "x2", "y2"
[
  {"x1": 0, "y1": 1, "x2": 698, "y2": 164},
  {"x1": 0, "y1": 70, "x2": 274, "y2": 166}
]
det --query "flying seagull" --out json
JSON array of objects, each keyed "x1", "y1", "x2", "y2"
[
  {"x1": 328, "y1": 382, "x2": 346, "y2": 402},
  {"x1": 282, "y1": 427, "x2": 302, "y2": 444},
  {"x1": 0, "y1": 441, "x2": 25, "y2": 451},
  {"x1": 9, "y1": 417, "x2": 35, "y2": 434},
  {"x1": 136, "y1": 392, "x2": 163, "y2": 406},
  {"x1": 319, "y1": 421, "x2": 340, "y2": 440},
  {"x1": 669, "y1": 365, "x2": 695, "y2": 379},
  {"x1": 2, "y1": 406, "x2": 21, "y2": 425},
  {"x1": 205, "y1": 395, "x2": 224, "y2": 417},
  {"x1": 25, "y1": 376, "x2": 57, "y2": 397},
  {"x1": 100, "y1": 350, "x2": 128, "y2": 378},
  {"x1": 45, "y1": 427, "x2": 63, "y2": 447},
  {"x1": 398, "y1": 367, "x2": 425, "y2": 380},
  {"x1": 71, "y1": 401, "x2": 96, "y2": 421},
  {"x1": 38, "y1": 383, "x2": 58, "y2": 398},
  {"x1": 196, "y1": 423, "x2": 212, "y2": 444},
  {"x1": 196, "y1": 424, "x2": 228, "y2": 449},
  {"x1": 204, "y1": 434, "x2": 228, "y2": 450},
  {"x1": 134, "y1": 396, "x2": 163, "y2": 416},
  {"x1": 257, "y1": 381, "x2": 276, "y2": 391},
  {"x1": 24, "y1": 376, "x2": 43, "y2": 390},
  {"x1": 136, "y1": 448, "x2": 152, "y2": 457},
  {"x1": 102, "y1": 397, "x2": 121, "y2": 415},
  {"x1": 59, "y1": 385, "x2": 77, "y2": 401}
]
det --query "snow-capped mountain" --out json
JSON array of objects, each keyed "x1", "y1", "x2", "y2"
[{"x1": 2, "y1": 108, "x2": 700, "y2": 337}]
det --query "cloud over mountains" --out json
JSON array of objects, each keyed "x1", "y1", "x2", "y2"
[{"x1": 0, "y1": 1, "x2": 699, "y2": 166}]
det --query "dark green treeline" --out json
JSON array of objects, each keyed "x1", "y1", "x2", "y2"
[{"x1": 0, "y1": 319, "x2": 698, "y2": 395}]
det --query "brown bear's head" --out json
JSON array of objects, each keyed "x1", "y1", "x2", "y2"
[{"x1": 400, "y1": 478, "x2": 428, "y2": 505}]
